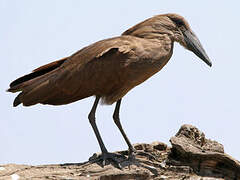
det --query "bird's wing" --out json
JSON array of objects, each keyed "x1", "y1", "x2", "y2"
[
  {"x1": 9, "y1": 36, "x2": 139, "y2": 106},
  {"x1": 51, "y1": 36, "x2": 137, "y2": 97},
  {"x1": 8, "y1": 35, "x2": 133, "y2": 92},
  {"x1": 33, "y1": 57, "x2": 67, "y2": 72},
  {"x1": 61, "y1": 36, "x2": 136, "y2": 69}
]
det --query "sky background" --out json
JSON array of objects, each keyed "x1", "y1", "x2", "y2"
[{"x1": 1, "y1": 1, "x2": 240, "y2": 165}]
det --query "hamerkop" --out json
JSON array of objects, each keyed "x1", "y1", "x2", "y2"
[{"x1": 8, "y1": 14, "x2": 212, "y2": 166}]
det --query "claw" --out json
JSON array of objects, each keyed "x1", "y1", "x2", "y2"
[{"x1": 90, "y1": 152, "x2": 122, "y2": 169}]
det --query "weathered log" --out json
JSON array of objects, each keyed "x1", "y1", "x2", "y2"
[{"x1": 1, "y1": 124, "x2": 239, "y2": 180}]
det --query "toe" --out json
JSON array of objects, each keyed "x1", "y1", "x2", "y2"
[{"x1": 93, "y1": 152, "x2": 123, "y2": 169}]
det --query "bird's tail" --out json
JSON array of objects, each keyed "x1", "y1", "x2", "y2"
[{"x1": 7, "y1": 57, "x2": 67, "y2": 107}]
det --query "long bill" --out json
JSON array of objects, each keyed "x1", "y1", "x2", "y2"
[{"x1": 183, "y1": 30, "x2": 212, "y2": 67}]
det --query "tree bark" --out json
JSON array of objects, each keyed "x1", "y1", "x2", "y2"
[{"x1": 1, "y1": 124, "x2": 239, "y2": 180}]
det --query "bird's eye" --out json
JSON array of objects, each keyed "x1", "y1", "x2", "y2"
[{"x1": 172, "y1": 18, "x2": 185, "y2": 27}]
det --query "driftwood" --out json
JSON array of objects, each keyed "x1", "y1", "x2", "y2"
[{"x1": 1, "y1": 124, "x2": 239, "y2": 180}]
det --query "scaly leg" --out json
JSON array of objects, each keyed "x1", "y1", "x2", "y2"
[
  {"x1": 113, "y1": 99, "x2": 156, "y2": 161},
  {"x1": 88, "y1": 96, "x2": 121, "y2": 168},
  {"x1": 113, "y1": 99, "x2": 136, "y2": 158}
]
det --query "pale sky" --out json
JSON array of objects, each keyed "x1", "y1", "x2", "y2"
[{"x1": 1, "y1": 0, "x2": 240, "y2": 165}]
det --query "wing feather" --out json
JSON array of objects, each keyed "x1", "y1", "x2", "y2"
[
  {"x1": 8, "y1": 36, "x2": 137, "y2": 106},
  {"x1": 8, "y1": 57, "x2": 67, "y2": 91}
]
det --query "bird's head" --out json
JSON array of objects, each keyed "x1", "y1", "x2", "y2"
[{"x1": 123, "y1": 13, "x2": 212, "y2": 67}]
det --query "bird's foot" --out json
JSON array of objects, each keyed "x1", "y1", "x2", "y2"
[{"x1": 89, "y1": 151, "x2": 123, "y2": 169}]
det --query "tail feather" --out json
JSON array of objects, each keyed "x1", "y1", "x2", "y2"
[
  {"x1": 13, "y1": 93, "x2": 22, "y2": 107},
  {"x1": 20, "y1": 78, "x2": 56, "y2": 106},
  {"x1": 8, "y1": 57, "x2": 67, "y2": 92},
  {"x1": 10, "y1": 72, "x2": 55, "y2": 106},
  {"x1": 8, "y1": 57, "x2": 68, "y2": 106}
]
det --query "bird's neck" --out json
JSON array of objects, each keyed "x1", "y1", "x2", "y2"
[
  {"x1": 123, "y1": 28, "x2": 174, "y2": 62},
  {"x1": 126, "y1": 33, "x2": 174, "y2": 68},
  {"x1": 139, "y1": 33, "x2": 174, "y2": 57},
  {"x1": 124, "y1": 30, "x2": 174, "y2": 49}
]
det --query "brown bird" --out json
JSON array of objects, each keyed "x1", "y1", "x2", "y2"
[{"x1": 8, "y1": 14, "x2": 212, "y2": 166}]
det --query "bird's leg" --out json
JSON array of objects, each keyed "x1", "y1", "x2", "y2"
[
  {"x1": 88, "y1": 96, "x2": 108, "y2": 153},
  {"x1": 113, "y1": 99, "x2": 156, "y2": 162},
  {"x1": 113, "y1": 99, "x2": 136, "y2": 159},
  {"x1": 88, "y1": 96, "x2": 121, "y2": 168}
]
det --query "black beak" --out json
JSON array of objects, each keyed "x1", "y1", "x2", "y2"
[{"x1": 183, "y1": 30, "x2": 212, "y2": 67}]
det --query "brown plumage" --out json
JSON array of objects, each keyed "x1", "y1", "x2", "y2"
[{"x1": 7, "y1": 13, "x2": 212, "y2": 166}]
